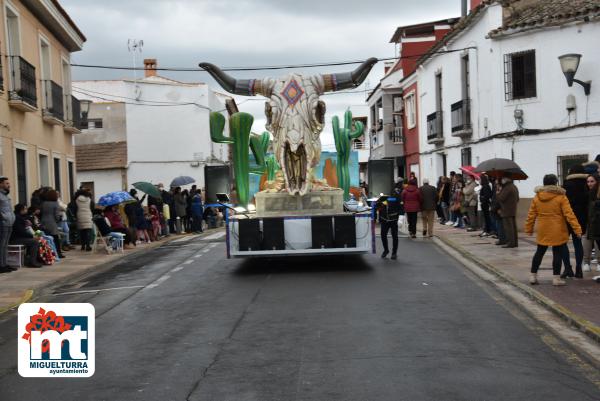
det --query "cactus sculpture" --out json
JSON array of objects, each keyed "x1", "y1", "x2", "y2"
[
  {"x1": 332, "y1": 110, "x2": 363, "y2": 200},
  {"x1": 210, "y1": 112, "x2": 254, "y2": 206},
  {"x1": 249, "y1": 131, "x2": 280, "y2": 181},
  {"x1": 210, "y1": 112, "x2": 279, "y2": 206}
]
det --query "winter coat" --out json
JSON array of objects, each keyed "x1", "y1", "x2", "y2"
[
  {"x1": 462, "y1": 180, "x2": 478, "y2": 207},
  {"x1": 524, "y1": 186, "x2": 582, "y2": 246},
  {"x1": 40, "y1": 200, "x2": 61, "y2": 235},
  {"x1": 479, "y1": 183, "x2": 492, "y2": 210},
  {"x1": 497, "y1": 182, "x2": 519, "y2": 218},
  {"x1": 420, "y1": 184, "x2": 438, "y2": 211},
  {"x1": 191, "y1": 194, "x2": 204, "y2": 217},
  {"x1": 104, "y1": 210, "x2": 126, "y2": 230},
  {"x1": 438, "y1": 182, "x2": 450, "y2": 204},
  {"x1": 401, "y1": 184, "x2": 422, "y2": 213},
  {"x1": 75, "y1": 195, "x2": 93, "y2": 230},
  {"x1": 583, "y1": 160, "x2": 600, "y2": 175},
  {"x1": 174, "y1": 193, "x2": 187, "y2": 217},
  {"x1": 0, "y1": 189, "x2": 15, "y2": 226},
  {"x1": 563, "y1": 173, "x2": 589, "y2": 234},
  {"x1": 587, "y1": 190, "x2": 600, "y2": 241},
  {"x1": 11, "y1": 214, "x2": 34, "y2": 240}
]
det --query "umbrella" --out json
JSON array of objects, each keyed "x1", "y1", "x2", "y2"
[
  {"x1": 170, "y1": 176, "x2": 195, "y2": 187},
  {"x1": 97, "y1": 191, "x2": 135, "y2": 207},
  {"x1": 459, "y1": 166, "x2": 480, "y2": 179},
  {"x1": 133, "y1": 182, "x2": 161, "y2": 198},
  {"x1": 474, "y1": 158, "x2": 528, "y2": 180}
]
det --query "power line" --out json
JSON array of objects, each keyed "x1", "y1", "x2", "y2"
[{"x1": 70, "y1": 47, "x2": 476, "y2": 72}]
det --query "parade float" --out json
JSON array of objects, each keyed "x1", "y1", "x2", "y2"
[{"x1": 200, "y1": 59, "x2": 378, "y2": 257}]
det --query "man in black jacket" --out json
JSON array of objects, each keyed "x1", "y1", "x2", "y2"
[
  {"x1": 378, "y1": 184, "x2": 403, "y2": 260},
  {"x1": 563, "y1": 164, "x2": 589, "y2": 277}
]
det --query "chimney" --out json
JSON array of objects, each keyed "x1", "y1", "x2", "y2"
[
  {"x1": 144, "y1": 58, "x2": 157, "y2": 77},
  {"x1": 461, "y1": 0, "x2": 468, "y2": 17},
  {"x1": 470, "y1": 0, "x2": 483, "y2": 12},
  {"x1": 384, "y1": 61, "x2": 394, "y2": 74}
]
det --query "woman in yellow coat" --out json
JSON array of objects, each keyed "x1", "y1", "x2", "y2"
[{"x1": 525, "y1": 174, "x2": 582, "y2": 286}]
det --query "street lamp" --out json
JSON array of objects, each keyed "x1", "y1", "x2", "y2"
[
  {"x1": 558, "y1": 54, "x2": 591, "y2": 95},
  {"x1": 80, "y1": 99, "x2": 92, "y2": 127}
]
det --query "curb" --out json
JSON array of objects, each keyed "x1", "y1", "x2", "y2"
[
  {"x1": 0, "y1": 289, "x2": 34, "y2": 314},
  {"x1": 0, "y1": 230, "x2": 223, "y2": 315},
  {"x1": 434, "y1": 234, "x2": 600, "y2": 344}
]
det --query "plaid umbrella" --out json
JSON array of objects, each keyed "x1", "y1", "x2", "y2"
[{"x1": 97, "y1": 191, "x2": 135, "y2": 207}]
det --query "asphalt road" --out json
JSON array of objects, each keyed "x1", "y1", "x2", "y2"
[{"x1": 0, "y1": 234, "x2": 599, "y2": 401}]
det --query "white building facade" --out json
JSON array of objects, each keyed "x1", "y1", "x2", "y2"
[
  {"x1": 416, "y1": 1, "x2": 600, "y2": 203},
  {"x1": 73, "y1": 60, "x2": 230, "y2": 200}
]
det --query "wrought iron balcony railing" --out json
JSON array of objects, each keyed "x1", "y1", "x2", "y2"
[
  {"x1": 8, "y1": 55, "x2": 37, "y2": 108},
  {"x1": 451, "y1": 99, "x2": 472, "y2": 137},
  {"x1": 42, "y1": 80, "x2": 64, "y2": 121},
  {"x1": 427, "y1": 111, "x2": 444, "y2": 143}
]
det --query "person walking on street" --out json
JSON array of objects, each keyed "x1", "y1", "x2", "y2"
[
  {"x1": 525, "y1": 174, "x2": 582, "y2": 286},
  {"x1": 497, "y1": 176, "x2": 519, "y2": 248},
  {"x1": 378, "y1": 186, "x2": 402, "y2": 259},
  {"x1": 463, "y1": 175, "x2": 478, "y2": 232},
  {"x1": 420, "y1": 179, "x2": 437, "y2": 238},
  {"x1": 190, "y1": 189, "x2": 204, "y2": 233},
  {"x1": 563, "y1": 165, "x2": 589, "y2": 277},
  {"x1": 174, "y1": 187, "x2": 187, "y2": 234},
  {"x1": 0, "y1": 177, "x2": 15, "y2": 273},
  {"x1": 584, "y1": 174, "x2": 600, "y2": 272},
  {"x1": 402, "y1": 178, "x2": 422, "y2": 238}
]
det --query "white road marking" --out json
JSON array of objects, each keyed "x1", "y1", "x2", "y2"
[
  {"x1": 170, "y1": 236, "x2": 193, "y2": 244},
  {"x1": 52, "y1": 285, "x2": 145, "y2": 296},
  {"x1": 183, "y1": 260, "x2": 194, "y2": 265},
  {"x1": 145, "y1": 274, "x2": 171, "y2": 289},
  {"x1": 171, "y1": 265, "x2": 185, "y2": 272},
  {"x1": 202, "y1": 231, "x2": 226, "y2": 240}
]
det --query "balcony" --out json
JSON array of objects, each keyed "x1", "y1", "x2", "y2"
[
  {"x1": 42, "y1": 80, "x2": 64, "y2": 125},
  {"x1": 352, "y1": 140, "x2": 369, "y2": 150},
  {"x1": 427, "y1": 111, "x2": 444, "y2": 145},
  {"x1": 8, "y1": 56, "x2": 37, "y2": 112},
  {"x1": 451, "y1": 99, "x2": 472, "y2": 138},
  {"x1": 389, "y1": 126, "x2": 404, "y2": 144},
  {"x1": 64, "y1": 95, "x2": 82, "y2": 134}
]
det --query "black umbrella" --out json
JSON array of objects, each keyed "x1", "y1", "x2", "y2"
[{"x1": 474, "y1": 158, "x2": 528, "y2": 180}]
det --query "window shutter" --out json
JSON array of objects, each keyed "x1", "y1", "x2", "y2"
[{"x1": 524, "y1": 51, "x2": 536, "y2": 98}]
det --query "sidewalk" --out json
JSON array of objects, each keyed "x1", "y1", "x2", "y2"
[
  {"x1": 431, "y1": 221, "x2": 600, "y2": 340},
  {"x1": 0, "y1": 233, "x2": 203, "y2": 313}
]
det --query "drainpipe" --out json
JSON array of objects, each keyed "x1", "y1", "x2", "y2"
[{"x1": 461, "y1": 0, "x2": 468, "y2": 17}]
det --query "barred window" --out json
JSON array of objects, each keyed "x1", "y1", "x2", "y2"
[{"x1": 504, "y1": 50, "x2": 536, "y2": 101}]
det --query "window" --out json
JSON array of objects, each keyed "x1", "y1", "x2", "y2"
[
  {"x1": 85, "y1": 118, "x2": 103, "y2": 129},
  {"x1": 504, "y1": 50, "x2": 536, "y2": 101},
  {"x1": 405, "y1": 93, "x2": 416, "y2": 129},
  {"x1": 5, "y1": 5, "x2": 20, "y2": 56},
  {"x1": 557, "y1": 155, "x2": 588, "y2": 185},
  {"x1": 15, "y1": 148, "x2": 27, "y2": 204},
  {"x1": 462, "y1": 54, "x2": 470, "y2": 99},
  {"x1": 68, "y1": 160, "x2": 75, "y2": 198},
  {"x1": 461, "y1": 147, "x2": 472, "y2": 167},
  {"x1": 435, "y1": 72, "x2": 443, "y2": 112},
  {"x1": 392, "y1": 95, "x2": 403, "y2": 113},
  {"x1": 53, "y1": 157, "x2": 61, "y2": 193},
  {"x1": 38, "y1": 154, "x2": 49, "y2": 187}
]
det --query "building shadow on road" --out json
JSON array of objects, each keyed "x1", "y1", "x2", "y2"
[{"x1": 233, "y1": 255, "x2": 373, "y2": 276}]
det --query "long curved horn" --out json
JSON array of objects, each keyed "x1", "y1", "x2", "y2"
[
  {"x1": 322, "y1": 57, "x2": 378, "y2": 92},
  {"x1": 199, "y1": 62, "x2": 259, "y2": 96}
]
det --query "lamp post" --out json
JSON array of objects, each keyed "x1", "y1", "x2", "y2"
[
  {"x1": 80, "y1": 99, "x2": 92, "y2": 128},
  {"x1": 558, "y1": 54, "x2": 591, "y2": 95}
]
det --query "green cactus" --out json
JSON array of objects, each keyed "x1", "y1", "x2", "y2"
[
  {"x1": 210, "y1": 112, "x2": 254, "y2": 206},
  {"x1": 332, "y1": 110, "x2": 363, "y2": 200},
  {"x1": 249, "y1": 131, "x2": 279, "y2": 180},
  {"x1": 210, "y1": 112, "x2": 279, "y2": 206}
]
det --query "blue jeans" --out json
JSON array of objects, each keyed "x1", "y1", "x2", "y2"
[{"x1": 571, "y1": 233, "x2": 583, "y2": 269}]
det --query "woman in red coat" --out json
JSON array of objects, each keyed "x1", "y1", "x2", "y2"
[{"x1": 402, "y1": 179, "x2": 422, "y2": 238}]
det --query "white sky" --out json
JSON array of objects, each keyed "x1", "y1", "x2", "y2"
[{"x1": 61, "y1": 0, "x2": 460, "y2": 149}]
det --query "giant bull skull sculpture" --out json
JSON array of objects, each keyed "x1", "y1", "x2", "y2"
[{"x1": 199, "y1": 58, "x2": 377, "y2": 196}]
